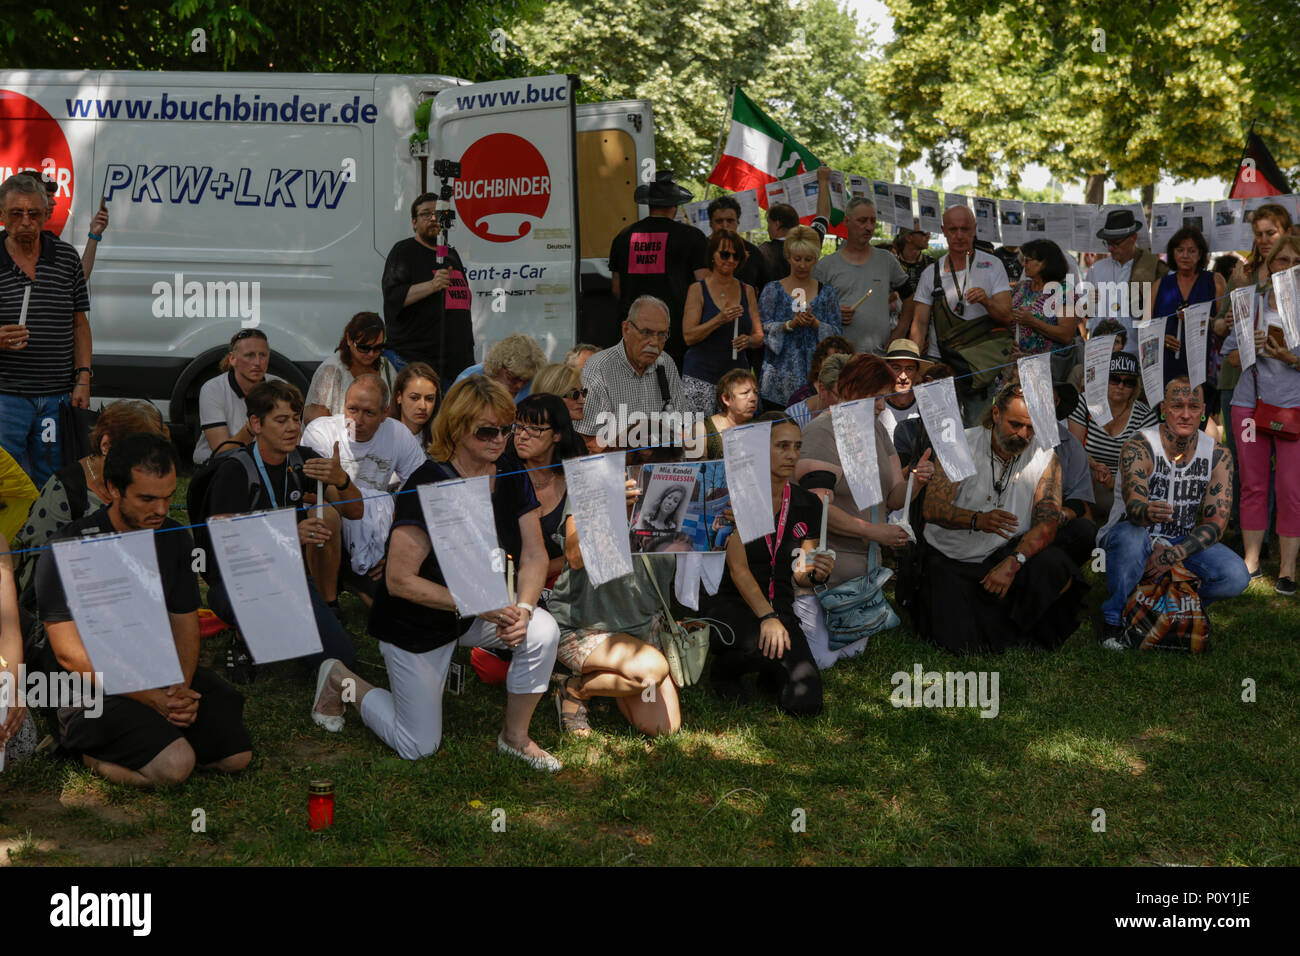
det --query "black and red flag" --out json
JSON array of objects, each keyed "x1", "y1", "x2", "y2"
[{"x1": 1229, "y1": 127, "x2": 1292, "y2": 198}]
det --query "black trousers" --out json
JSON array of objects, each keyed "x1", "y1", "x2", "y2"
[{"x1": 708, "y1": 599, "x2": 823, "y2": 717}]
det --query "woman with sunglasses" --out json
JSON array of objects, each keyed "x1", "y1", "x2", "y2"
[
  {"x1": 393, "y1": 361, "x2": 441, "y2": 448},
  {"x1": 1223, "y1": 235, "x2": 1300, "y2": 593},
  {"x1": 680, "y1": 229, "x2": 763, "y2": 414},
  {"x1": 511, "y1": 394, "x2": 588, "y2": 583},
  {"x1": 313, "y1": 376, "x2": 564, "y2": 770},
  {"x1": 1067, "y1": 352, "x2": 1157, "y2": 517},
  {"x1": 304, "y1": 312, "x2": 396, "y2": 424},
  {"x1": 530, "y1": 363, "x2": 587, "y2": 423}
]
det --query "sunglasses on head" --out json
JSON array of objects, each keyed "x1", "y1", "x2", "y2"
[
  {"x1": 353, "y1": 340, "x2": 387, "y2": 354},
  {"x1": 1111, "y1": 376, "x2": 1138, "y2": 387},
  {"x1": 563, "y1": 387, "x2": 588, "y2": 401},
  {"x1": 472, "y1": 424, "x2": 515, "y2": 441}
]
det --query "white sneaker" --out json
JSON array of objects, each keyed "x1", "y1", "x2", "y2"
[
  {"x1": 1101, "y1": 637, "x2": 1129, "y2": 652},
  {"x1": 497, "y1": 734, "x2": 562, "y2": 772}
]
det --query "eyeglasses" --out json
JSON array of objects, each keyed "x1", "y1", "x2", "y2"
[
  {"x1": 627, "y1": 320, "x2": 669, "y2": 342},
  {"x1": 1105, "y1": 237, "x2": 1134, "y2": 249},
  {"x1": 353, "y1": 340, "x2": 387, "y2": 354},
  {"x1": 716, "y1": 249, "x2": 739, "y2": 261},
  {"x1": 562, "y1": 388, "x2": 588, "y2": 401},
  {"x1": 2, "y1": 209, "x2": 44, "y2": 221},
  {"x1": 514, "y1": 422, "x2": 553, "y2": 439},
  {"x1": 1111, "y1": 376, "x2": 1138, "y2": 387},
  {"x1": 415, "y1": 211, "x2": 438, "y2": 222},
  {"x1": 472, "y1": 424, "x2": 515, "y2": 441}
]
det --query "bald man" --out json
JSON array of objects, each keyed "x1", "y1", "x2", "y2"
[
  {"x1": 302, "y1": 374, "x2": 427, "y2": 599},
  {"x1": 908, "y1": 205, "x2": 1014, "y2": 426}
]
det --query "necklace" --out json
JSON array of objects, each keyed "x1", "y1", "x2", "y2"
[{"x1": 988, "y1": 439, "x2": 1022, "y2": 505}]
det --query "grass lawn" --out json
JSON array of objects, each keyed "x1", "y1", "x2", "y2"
[{"x1": 3, "y1": 478, "x2": 1298, "y2": 867}]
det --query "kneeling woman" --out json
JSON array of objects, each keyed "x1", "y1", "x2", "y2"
[
  {"x1": 312, "y1": 376, "x2": 563, "y2": 771},
  {"x1": 705, "y1": 412, "x2": 834, "y2": 716},
  {"x1": 547, "y1": 510, "x2": 682, "y2": 737}
]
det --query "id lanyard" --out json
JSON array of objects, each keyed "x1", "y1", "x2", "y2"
[
  {"x1": 251, "y1": 442, "x2": 289, "y2": 509},
  {"x1": 763, "y1": 483, "x2": 792, "y2": 602}
]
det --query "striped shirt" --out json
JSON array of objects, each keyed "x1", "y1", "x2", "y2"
[
  {"x1": 0, "y1": 231, "x2": 90, "y2": 396},
  {"x1": 1068, "y1": 399, "x2": 1158, "y2": 472}
]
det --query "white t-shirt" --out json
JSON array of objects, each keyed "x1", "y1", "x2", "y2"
[
  {"x1": 193, "y1": 370, "x2": 281, "y2": 464},
  {"x1": 914, "y1": 250, "x2": 1012, "y2": 323},
  {"x1": 301, "y1": 415, "x2": 426, "y2": 493}
]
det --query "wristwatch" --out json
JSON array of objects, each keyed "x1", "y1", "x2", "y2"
[
  {"x1": 334, "y1": 475, "x2": 351, "y2": 492},
  {"x1": 1013, "y1": 551, "x2": 1027, "y2": 566}
]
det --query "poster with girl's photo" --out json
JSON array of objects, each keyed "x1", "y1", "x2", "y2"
[{"x1": 628, "y1": 461, "x2": 732, "y2": 552}]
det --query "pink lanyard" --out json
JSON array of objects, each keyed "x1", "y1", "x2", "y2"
[{"x1": 763, "y1": 484, "x2": 792, "y2": 602}]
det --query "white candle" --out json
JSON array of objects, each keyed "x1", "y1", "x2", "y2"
[
  {"x1": 315, "y1": 480, "x2": 325, "y2": 548},
  {"x1": 506, "y1": 555, "x2": 515, "y2": 605},
  {"x1": 903, "y1": 466, "x2": 915, "y2": 513},
  {"x1": 18, "y1": 286, "x2": 30, "y2": 327},
  {"x1": 818, "y1": 492, "x2": 829, "y2": 551},
  {"x1": 732, "y1": 313, "x2": 740, "y2": 360}
]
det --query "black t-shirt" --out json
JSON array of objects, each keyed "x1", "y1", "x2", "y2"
[
  {"x1": 760, "y1": 238, "x2": 790, "y2": 281},
  {"x1": 36, "y1": 510, "x2": 201, "y2": 629},
  {"x1": 737, "y1": 237, "x2": 769, "y2": 294},
  {"x1": 718, "y1": 483, "x2": 821, "y2": 614},
  {"x1": 380, "y1": 237, "x2": 474, "y2": 384},
  {"x1": 367, "y1": 456, "x2": 540, "y2": 653},
  {"x1": 608, "y1": 215, "x2": 708, "y2": 361},
  {"x1": 204, "y1": 444, "x2": 322, "y2": 585}
]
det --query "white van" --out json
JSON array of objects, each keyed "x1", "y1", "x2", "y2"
[{"x1": 0, "y1": 71, "x2": 653, "y2": 446}]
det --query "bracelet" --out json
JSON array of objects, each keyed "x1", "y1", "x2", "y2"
[
  {"x1": 516, "y1": 601, "x2": 535, "y2": 617},
  {"x1": 87, "y1": 232, "x2": 102, "y2": 241},
  {"x1": 758, "y1": 611, "x2": 780, "y2": 622},
  {"x1": 73, "y1": 366, "x2": 92, "y2": 381},
  {"x1": 334, "y1": 475, "x2": 350, "y2": 492}
]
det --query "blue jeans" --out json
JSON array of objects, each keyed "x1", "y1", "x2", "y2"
[
  {"x1": 1101, "y1": 520, "x2": 1251, "y2": 625},
  {"x1": 207, "y1": 574, "x2": 357, "y2": 669},
  {"x1": 0, "y1": 392, "x2": 66, "y2": 489}
]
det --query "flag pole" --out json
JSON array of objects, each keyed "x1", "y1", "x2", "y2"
[{"x1": 705, "y1": 84, "x2": 736, "y2": 199}]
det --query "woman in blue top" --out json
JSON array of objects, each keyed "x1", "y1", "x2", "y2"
[
  {"x1": 681, "y1": 229, "x2": 763, "y2": 414},
  {"x1": 758, "y1": 225, "x2": 842, "y2": 408},
  {"x1": 1155, "y1": 227, "x2": 1226, "y2": 429}
]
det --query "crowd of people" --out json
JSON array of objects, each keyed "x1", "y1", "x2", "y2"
[{"x1": 1, "y1": 163, "x2": 1291, "y2": 781}]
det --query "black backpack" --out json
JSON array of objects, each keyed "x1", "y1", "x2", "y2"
[{"x1": 186, "y1": 441, "x2": 305, "y2": 582}]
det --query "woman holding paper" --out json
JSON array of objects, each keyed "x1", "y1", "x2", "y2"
[
  {"x1": 680, "y1": 230, "x2": 763, "y2": 414},
  {"x1": 759, "y1": 225, "x2": 842, "y2": 408},
  {"x1": 1154, "y1": 228, "x2": 1226, "y2": 429},
  {"x1": 1067, "y1": 353, "x2": 1158, "y2": 519},
  {"x1": 313, "y1": 376, "x2": 564, "y2": 770},
  {"x1": 705, "y1": 412, "x2": 834, "y2": 715},
  {"x1": 1223, "y1": 235, "x2": 1300, "y2": 593}
]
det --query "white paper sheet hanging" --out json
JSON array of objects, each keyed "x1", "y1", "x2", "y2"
[
  {"x1": 1230, "y1": 286, "x2": 1257, "y2": 372},
  {"x1": 722, "y1": 420, "x2": 775, "y2": 544},
  {"x1": 1136, "y1": 318, "x2": 1166, "y2": 406},
  {"x1": 208, "y1": 509, "x2": 322, "y2": 664},
  {"x1": 563, "y1": 452, "x2": 634, "y2": 588},
  {"x1": 418, "y1": 475, "x2": 511, "y2": 617},
  {"x1": 914, "y1": 378, "x2": 975, "y2": 481},
  {"x1": 998, "y1": 199, "x2": 1026, "y2": 247},
  {"x1": 972, "y1": 197, "x2": 1000, "y2": 243},
  {"x1": 1211, "y1": 199, "x2": 1243, "y2": 253},
  {"x1": 1274, "y1": 266, "x2": 1300, "y2": 350},
  {"x1": 51, "y1": 529, "x2": 183, "y2": 696},
  {"x1": 1017, "y1": 353, "x2": 1059, "y2": 449},
  {"x1": 916, "y1": 189, "x2": 942, "y2": 233},
  {"x1": 1182, "y1": 301, "x2": 1212, "y2": 392},
  {"x1": 1083, "y1": 333, "x2": 1117, "y2": 426},
  {"x1": 830, "y1": 399, "x2": 883, "y2": 510}
]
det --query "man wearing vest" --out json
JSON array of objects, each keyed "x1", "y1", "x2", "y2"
[
  {"x1": 918, "y1": 383, "x2": 1088, "y2": 653},
  {"x1": 1084, "y1": 210, "x2": 1169, "y2": 356},
  {"x1": 1099, "y1": 376, "x2": 1249, "y2": 649},
  {"x1": 908, "y1": 205, "x2": 1014, "y2": 427}
]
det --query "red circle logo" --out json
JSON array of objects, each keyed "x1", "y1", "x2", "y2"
[
  {"x1": 0, "y1": 90, "x2": 75, "y2": 236},
  {"x1": 453, "y1": 133, "x2": 550, "y2": 244}
]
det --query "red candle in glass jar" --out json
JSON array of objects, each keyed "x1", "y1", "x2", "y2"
[{"x1": 308, "y1": 779, "x2": 334, "y2": 830}]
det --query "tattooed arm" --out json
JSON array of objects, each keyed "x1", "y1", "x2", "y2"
[
  {"x1": 1017, "y1": 456, "x2": 1063, "y2": 558},
  {"x1": 921, "y1": 455, "x2": 977, "y2": 529},
  {"x1": 1153, "y1": 446, "x2": 1234, "y2": 569},
  {"x1": 1119, "y1": 434, "x2": 1159, "y2": 526}
]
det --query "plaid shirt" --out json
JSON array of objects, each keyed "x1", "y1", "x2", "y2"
[{"x1": 576, "y1": 342, "x2": 687, "y2": 437}]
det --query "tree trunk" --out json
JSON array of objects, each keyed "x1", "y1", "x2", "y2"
[
  {"x1": 1140, "y1": 183, "x2": 1155, "y2": 223},
  {"x1": 1085, "y1": 173, "x2": 1106, "y2": 205}
]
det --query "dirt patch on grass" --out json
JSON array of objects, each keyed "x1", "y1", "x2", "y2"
[{"x1": 1, "y1": 790, "x2": 168, "y2": 866}]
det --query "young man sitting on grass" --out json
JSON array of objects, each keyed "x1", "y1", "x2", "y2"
[{"x1": 36, "y1": 434, "x2": 252, "y2": 787}]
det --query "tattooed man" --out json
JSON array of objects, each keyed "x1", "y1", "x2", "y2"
[
  {"x1": 919, "y1": 383, "x2": 1088, "y2": 653},
  {"x1": 1099, "y1": 375, "x2": 1250, "y2": 649}
]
